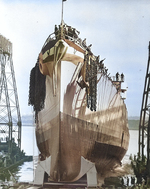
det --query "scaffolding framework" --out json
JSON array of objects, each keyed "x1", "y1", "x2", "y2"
[
  {"x1": 139, "y1": 42, "x2": 150, "y2": 174},
  {"x1": 0, "y1": 34, "x2": 22, "y2": 152}
]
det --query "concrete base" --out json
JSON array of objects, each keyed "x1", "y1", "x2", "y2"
[
  {"x1": 73, "y1": 156, "x2": 97, "y2": 187},
  {"x1": 87, "y1": 165, "x2": 97, "y2": 188},
  {"x1": 33, "y1": 156, "x2": 51, "y2": 185},
  {"x1": 81, "y1": 157, "x2": 97, "y2": 188},
  {"x1": 33, "y1": 156, "x2": 97, "y2": 188}
]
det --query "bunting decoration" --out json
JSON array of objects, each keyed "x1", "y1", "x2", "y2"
[
  {"x1": 85, "y1": 53, "x2": 97, "y2": 111},
  {"x1": 28, "y1": 62, "x2": 46, "y2": 121}
]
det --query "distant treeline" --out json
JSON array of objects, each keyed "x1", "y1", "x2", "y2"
[
  {"x1": 128, "y1": 119, "x2": 139, "y2": 130},
  {"x1": 21, "y1": 114, "x2": 140, "y2": 130}
]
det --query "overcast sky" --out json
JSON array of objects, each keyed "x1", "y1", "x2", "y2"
[{"x1": 0, "y1": 0, "x2": 150, "y2": 118}]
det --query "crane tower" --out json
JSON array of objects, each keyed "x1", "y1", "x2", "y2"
[
  {"x1": 138, "y1": 42, "x2": 150, "y2": 176},
  {"x1": 0, "y1": 34, "x2": 22, "y2": 153}
]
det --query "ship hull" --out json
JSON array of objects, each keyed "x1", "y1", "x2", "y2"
[
  {"x1": 36, "y1": 111, "x2": 128, "y2": 182},
  {"x1": 30, "y1": 37, "x2": 129, "y2": 185}
]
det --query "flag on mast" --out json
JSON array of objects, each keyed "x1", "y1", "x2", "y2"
[{"x1": 63, "y1": 0, "x2": 67, "y2": 1}]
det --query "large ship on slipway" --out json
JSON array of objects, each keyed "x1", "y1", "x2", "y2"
[{"x1": 28, "y1": 1, "x2": 129, "y2": 187}]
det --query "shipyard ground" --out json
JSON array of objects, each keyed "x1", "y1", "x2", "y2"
[{"x1": 2, "y1": 181, "x2": 150, "y2": 189}]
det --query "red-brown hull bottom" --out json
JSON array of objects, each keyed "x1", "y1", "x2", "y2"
[{"x1": 36, "y1": 112, "x2": 128, "y2": 182}]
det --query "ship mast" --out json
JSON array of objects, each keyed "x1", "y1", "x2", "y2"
[
  {"x1": 61, "y1": 0, "x2": 67, "y2": 23},
  {"x1": 61, "y1": 0, "x2": 64, "y2": 24},
  {"x1": 61, "y1": 0, "x2": 67, "y2": 38}
]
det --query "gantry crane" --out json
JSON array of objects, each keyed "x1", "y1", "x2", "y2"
[
  {"x1": 0, "y1": 34, "x2": 22, "y2": 153},
  {"x1": 139, "y1": 41, "x2": 150, "y2": 176}
]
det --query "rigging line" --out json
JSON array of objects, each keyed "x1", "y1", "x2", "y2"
[
  {"x1": 108, "y1": 83, "x2": 119, "y2": 109},
  {"x1": 101, "y1": 79, "x2": 106, "y2": 111},
  {"x1": 107, "y1": 78, "x2": 115, "y2": 108},
  {"x1": 107, "y1": 81, "x2": 115, "y2": 109},
  {"x1": 109, "y1": 93, "x2": 118, "y2": 110},
  {"x1": 105, "y1": 84, "x2": 113, "y2": 123},
  {"x1": 97, "y1": 73, "x2": 103, "y2": 83},
  {"x1": 97, "y1": 78, "x2": 102, "y2": 111},
  {"x1": 97, "y1": 76, "x2": 103, "y2": 111},
  {"x1": 104, "y1": 76, "x2": 109, "y2": 109},
  {"x1": 103, "y1": 79, "x2": 113, "y2": 121},
  {"x1": 101, "y1": 75, "x2": 107, "y2": 110},
  {"x1": 104, "y1": 77, "x2": 109, "y2": 109}
]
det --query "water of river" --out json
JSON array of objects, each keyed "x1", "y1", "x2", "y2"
[{"x1": 17, "y1": 130, "x2": 138, "y2": 182}]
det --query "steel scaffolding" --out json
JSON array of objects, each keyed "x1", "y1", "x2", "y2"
[
  {"x1": 139, "y1": 42, "x2": 150, "y2": 174},
  {"x1": 0, "y1": 34, "x2": 22, "y2": 153}
]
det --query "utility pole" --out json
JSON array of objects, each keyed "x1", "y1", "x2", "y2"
[
  {"x1": 0, "y1": 34, "x2": 22, "y2": 153},
  {"x1": 139, "y1": 42, "x2": 150, "y2": 176}
]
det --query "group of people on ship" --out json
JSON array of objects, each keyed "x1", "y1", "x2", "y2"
[{"x1": 54, "y1": 24, "x2": 80, "y2": 40}]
